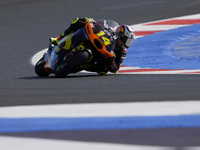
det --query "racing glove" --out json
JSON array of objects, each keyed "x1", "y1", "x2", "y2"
[
  {"x1": 107, "y1": 54, "x2": 119, "y2": 73},
  {"x1": 109, "y1": 60, "x2": 119, "y2": 73}
]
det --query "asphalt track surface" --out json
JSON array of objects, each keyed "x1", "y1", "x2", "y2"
[
  {"x1": 1, "y1": 0, "x2": 200, "y2": 106},
  {"x1": 1, "y1": 0, "x2": 200, "y2": 147}
]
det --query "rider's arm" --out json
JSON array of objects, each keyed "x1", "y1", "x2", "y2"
[
  {"x1": 115, "y1": 45, "x2": 127, "y2": 66},
  {"x1": 109, "y1": 45, "x2": 127, "y2": 73}
]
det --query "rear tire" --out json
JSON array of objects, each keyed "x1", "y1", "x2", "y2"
[
  {"x1": 55, "y1": 50, "x2": 90, "y2": 78},
  {"x1": 35, "y1": 57, "x2": 50, "y2": 77}
]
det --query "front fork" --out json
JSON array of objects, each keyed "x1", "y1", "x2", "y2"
[{"x1": 43, "y1": 43, "x2": 55, "y2": 74}]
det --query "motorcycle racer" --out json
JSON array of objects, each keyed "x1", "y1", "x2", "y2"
[{"x1": 50, "y1": 17, "x2": 135, "y2": 75}]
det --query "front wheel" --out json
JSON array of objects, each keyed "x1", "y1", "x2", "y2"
[
  {"x1": 55, "y1": 50, "x2": 91, "y2": 78},
  {"x1": 35, "y1": 56, "x2": 50, "y2": 77}
]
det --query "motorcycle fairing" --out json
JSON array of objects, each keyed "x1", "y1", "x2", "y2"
[
  {"x1": 44, "y1": 28, "x2": 90, "y2": 73},
  {"x1": 85, "y1": 22, "x2": 114, "y2": 58},
  {"x1": 43, "y1": 21, "x2": 115, "y2": 74}
]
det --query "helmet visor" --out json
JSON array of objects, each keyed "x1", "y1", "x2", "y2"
[
  {"x1": 121, "y1": 36, "x2": 134, "y2": 48},
  {"x1": 125, "y1": 37, "x2": 134, "y2": 47}
]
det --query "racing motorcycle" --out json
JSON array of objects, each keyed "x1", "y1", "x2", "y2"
[{"x1": 35, "y1": 21, "x2": 116, "y2": 77}]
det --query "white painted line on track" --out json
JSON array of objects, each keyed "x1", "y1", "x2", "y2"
[
  {"x1": 0, "y1": 101, "x2": 200, "y2": 118},
  {"x1": 0, "y1": 136, "x2": 199, "y2": 150},
  {"x1": 29, "y1": 49, "x2": 47, "y2": 66},
  {"x1": 131, "y1": 13, "x2": 200, "y2": 26},
  {"x1": 131, "y1": 25, "x2": 188, "y2": 31},
  {"x1": 118, "y1": 69, "x2": 200, "y2": 74}
]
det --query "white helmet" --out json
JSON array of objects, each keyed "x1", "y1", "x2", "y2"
[{"x1": 116, "y1": 25, "x2": 135, "y2": 48}]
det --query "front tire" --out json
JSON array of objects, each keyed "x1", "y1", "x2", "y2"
[
  {"x1": 35, "y1": 57, "x2": 50, "y2": 77},
  {"x1": 55, "y1": 50, "x2": 90, "y2": 78}
]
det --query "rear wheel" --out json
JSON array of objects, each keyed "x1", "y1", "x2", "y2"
[
  {"x1": 35, "y1": 57, "x2": 50, "y2": 77},
  {"x1": 55, "y1": 50, "x2": 90, "y2": 78}
]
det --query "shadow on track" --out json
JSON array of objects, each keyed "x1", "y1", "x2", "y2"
[{"x1": 17, "y1": 74, "x2": 107, "y2": 80}]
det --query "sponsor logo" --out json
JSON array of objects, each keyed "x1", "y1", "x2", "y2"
[{"x1": 52, "y1": 55, "x2": 58, "y2": 65}]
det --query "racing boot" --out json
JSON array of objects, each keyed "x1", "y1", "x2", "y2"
[
  {"x1": 50, "y1": 32, "x2": 66, "y2": 46},
  {"x1": 49, "y1": 17, "x2": 95, "y2": 46},
  {"x1": 50, "y1": 37, "x2": 60, "y2": 46},
  {"x1": 97, "y1": 71, "x2": 107, "y2": 75},
  {"x1": 49, "y1": 18, "x2": 82, "y2": 46}
]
